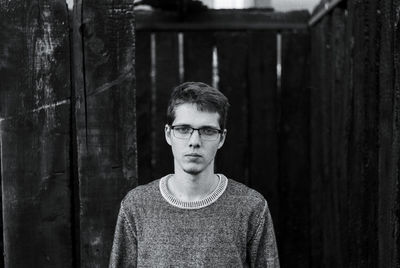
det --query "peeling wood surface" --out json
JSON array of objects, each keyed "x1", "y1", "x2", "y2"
[{"x1": 0, "y1": 1, "x2": 73, "y2": 267}]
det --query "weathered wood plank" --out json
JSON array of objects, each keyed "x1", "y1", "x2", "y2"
[
  {"x1": 247, "y1": 31, "x2": 279, "y2": 223},
  {"x1": 183, "y1": 32, "x2": 214, "y2": 85},
  {"x1": 136, "y1": 31, "x2": 153, "y2": 185},
  {"x1": 310, "y1": 21, "x2": 325, "y2": 268},
  {"x1": 0, "y1": 1, "x2": 73, "y2": 267},
  {"x1": 347, "y1": 0, "x2": 379, "y2": 266},
  {"x1": 279, "y1": 29, "x2": 310, "y2": 267},
  {"x1": 0, "y1": 1, "x2": 70, "y2": 118},
  {"x1": 0, "y1": 1, "x2": 73, "y2": 266},
  {"x1": 215, "y1": 32, "x2": 248, "y2": 183},
  {"x1": 73, "y1": 1, "x2": 137, "y2": 267},
  {"x1": 1, "y1": 106, "x2": 73, "y2": 267},
  {"x1": 153, "y1": 32, "x2": 180, "y2": 180},
  {"x1": 331, "y1": 8, "x2": 349, "y2": 267},
  {"x1": 136, "y1": 10, "x2": 310, "y2": 31},
  {"x1": 378, "y1": 0, "x2": 400, "y2": 266}
]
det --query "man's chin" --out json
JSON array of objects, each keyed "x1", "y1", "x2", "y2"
[
  {"x1": 182, "y1": 165, "x2": 203, "y2": 175},
  {"x1": 183, "y1": 168, "x2": 202, "y2": 175}
]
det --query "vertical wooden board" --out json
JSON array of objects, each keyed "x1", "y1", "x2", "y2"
[
  {"x1": 215, "y1": 32, "x2": 248, "y2": 183},
  {"x1": 0, "y1": 1, "x2": 73, "y2": 267},
  {"x1": 183, "y1": 32, "x2": 214, "y2": 85},
  {"x1": 247, "y1": 31, "x2": 279, "y2": 223},
  {"x1": 153, "y1": 32, "x2": 179, "y2": 179},
  {"x1": 0, "y1": 1, "x2": 71, "y2": 118},
  {"x1": 378, "y1": 0, "x2": 399, "y2": 266},
  {"x1": 309, "y1": 23, "x2": 325, "y2": 268},
  {"x1": 393, "y1": 0, "x2": 400, "y2": 265},
  {"x1": 320, "y1": 11, "x2": 347, "y2": 267},
  {"x1": 347, "y1": 0, "x2": 380, "y2": 266},
  {"x1": 1, "y1": 107, "x2": 73, "y2": 267},
  {"x1": 319, "y1": 14, "x2": 340, "y2": 268},
  {"x1": 331, "y1": 8, "x2": 350, "y2": 267},
  {"x1": 280, "y1": 30, "x2": 310, "y2": 267},
  {"x1": 0, "y1": 138, "x2": 2, "y2": 268},
  {"x1": 75, "y1": 1, "x2": 137, "y2": 267},
  {"x1": 136, "y1": 31, "x2": 152, "y2": 185}
]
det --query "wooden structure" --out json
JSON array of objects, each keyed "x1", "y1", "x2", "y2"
[
  {"x1": 0, "y1": 0, "x2": 399, "y2": 267},
  {"x1": 309, "y1": 0, "x2": 400, "y2": 267},
  {"x1": 0, "y1": 1, "x2": 136, "y2": 267}
]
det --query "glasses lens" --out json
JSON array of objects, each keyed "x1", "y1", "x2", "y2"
[
  {"x1": 199, "y1": 128, "x2": 220, "y2": 140},
  {"x1": 173, "y1": 126, "x2": 192, "y2": 139}
]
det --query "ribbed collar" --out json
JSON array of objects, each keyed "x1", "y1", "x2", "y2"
[{"x1": 159, "y1": 174, "x2": 228, "y2": 210}]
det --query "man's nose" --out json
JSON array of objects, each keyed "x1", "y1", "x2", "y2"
[{"x1": 188, "y1": 129, "x2": 201, "y2": 147}]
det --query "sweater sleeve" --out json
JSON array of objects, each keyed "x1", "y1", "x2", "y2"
[
  {"x1": 109, "y1": 204, "x2": 137, "y2": 268},
  {"x1": 248, "y1": 201, "x2": 280, "y2": 268}
]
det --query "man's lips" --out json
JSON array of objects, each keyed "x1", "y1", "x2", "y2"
[{"x1": 185, "y1": 153, "x2": 202, "y2": 157}]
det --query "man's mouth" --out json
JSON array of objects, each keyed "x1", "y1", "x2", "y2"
[{"x1": 185, "y1": 153, "x2": 202, "y2": 157}]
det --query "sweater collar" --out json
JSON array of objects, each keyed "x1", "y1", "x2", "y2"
[{"x1": 159, "y1": 174, "x2": 228, "y2": 210}]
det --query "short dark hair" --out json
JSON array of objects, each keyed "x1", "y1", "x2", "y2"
[{"x1": 166, "y1": 82, "x2": 230, "y2": 129}]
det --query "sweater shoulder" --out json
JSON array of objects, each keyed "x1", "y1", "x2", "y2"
[
  {"x1": 227, "y1": 178, "x2": 266, "y2": 202},
  {"x1": 224, "y1": 177, "x2": 268, "y2": 212},
  {"x1": 121, "y1": 179, "x2": 160, "y2": 209}
]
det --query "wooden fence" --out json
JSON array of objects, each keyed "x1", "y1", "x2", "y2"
[
  {"x1": 0, "y1": 1, "x2": 136, "y2": 267},
  {"x1": 135, "y1": 9, "x2": 311, "y2": 267},
  {"x1": 1, "y1": 0, "x2": 399, "y2": 267},
  {"x1": 309, "y1": 0, "x2": 400, "y2": 267}
]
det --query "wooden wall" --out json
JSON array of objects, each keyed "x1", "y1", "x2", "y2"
[
  {"x1": 135, "y1": 10, "x2": 311, "y2": 267},
  {"x1": 310, "y1": 0, "x2": 400, "y2": 267},
  {"x1": 0, "y1": 1, "x2": 137, "y2": 267}
]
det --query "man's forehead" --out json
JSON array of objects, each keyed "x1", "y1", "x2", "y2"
[{"x1": 173, "y1": 103, "x2": 220, "y2": 126}]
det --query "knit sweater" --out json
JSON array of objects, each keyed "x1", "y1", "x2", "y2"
[{"x1": 109, "y1": 174, "x2": 279, "y2": 267}]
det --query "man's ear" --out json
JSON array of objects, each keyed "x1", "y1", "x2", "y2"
[
  {"x1": 165, "y1": 124, "x2": 172, "y2": 146},
  {"x1": 217, "y1": 129, "x2": 227, "y2": 149}
]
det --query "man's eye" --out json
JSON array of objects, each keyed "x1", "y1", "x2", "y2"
[
  {"x1": 176, "y1": 127, "x2": 191, "y2": 134},
  {"x1": 201, "y1": 128, "x2": 218, "y2": 135}
]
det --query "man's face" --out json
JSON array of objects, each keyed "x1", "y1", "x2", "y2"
[{"x1": 165, "y1": 103, "x2": 226, "y2": 175}]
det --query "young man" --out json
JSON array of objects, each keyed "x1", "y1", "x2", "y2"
[{"x1": 109, "y1": 82, "x2": 279, "y2": 267}]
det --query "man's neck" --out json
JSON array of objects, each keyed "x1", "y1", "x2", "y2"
[{"x1": 168, "y1": 169, "x2": 219, "y2": 202}]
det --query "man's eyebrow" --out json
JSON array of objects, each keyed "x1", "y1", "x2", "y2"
[{"x1": 173, "y1": 124, "x2": 219, "y2": 129}]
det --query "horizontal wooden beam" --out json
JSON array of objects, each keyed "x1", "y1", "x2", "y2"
[
  {"x1": 308, "y1": 0, "x2": 346, "y2": 26},
  {"x1": 136, "y1": 10, "x2": 310, "y2": 31}
]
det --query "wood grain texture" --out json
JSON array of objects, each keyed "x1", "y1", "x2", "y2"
[
  {"x1": 280, "y1": 29, "x2": 310, "y2": 267},
  {"x1": 0, "y1": 1, "x2": 73, "y2": 266},
  {"x1": 310, "y1": 21, "x2": 325, "y2": 268},
  {"x1": 73, "y1": 0, "x2": 137, "y2": 267},
  {"x1": 348, "y1": 1, "x2": 380, "y2": 266},
  {"x1": 331, "y1": 8, "x2": 349, "y2": 267},
  {"x1": 215, "y1": 32, "x2": 248, "y2": 183},
  {"x1": 378, "y1": 0, "x2": 400, "y2": 266}
]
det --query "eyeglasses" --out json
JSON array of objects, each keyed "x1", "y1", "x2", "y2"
[{"x1": 170, "y1": 125, "x2": 222, "y2": 141}]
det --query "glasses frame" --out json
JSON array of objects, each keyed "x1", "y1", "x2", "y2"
[{"x1": 170, "y1": 125, "x2": 223, "y2": 141}]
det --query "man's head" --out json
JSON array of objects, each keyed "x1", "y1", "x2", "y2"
[
  {"x1": 166, "y1": 82, "x2": 230, "y2": 130},
  {"x1": 165, "y1": 82, "x2": 230, "y2": 175}
]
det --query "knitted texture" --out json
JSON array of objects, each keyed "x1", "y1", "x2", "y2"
[
  {"x1": 159, "y1": 174, "x2": 228, "y2": 209},
  {"x1": 109, "y1": 174, "x2": 279, "y2": 267}
]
